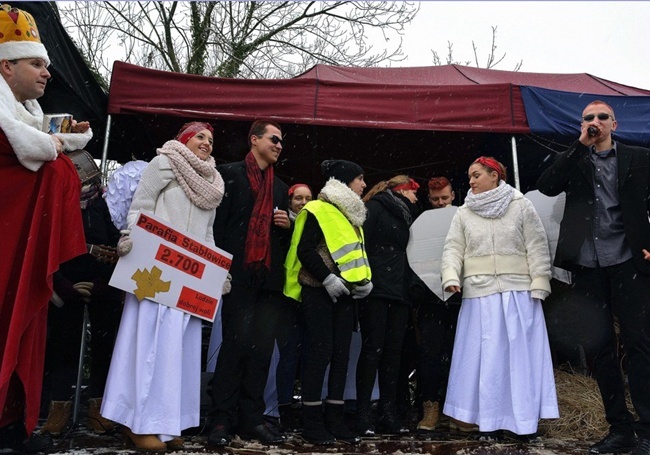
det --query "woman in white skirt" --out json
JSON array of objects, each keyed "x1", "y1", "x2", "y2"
[
  {"x1": 441, "y1": 156, "x2": 558, "y2": 438},
  {"x1": 101, "y1": 122, "x2": 224, "y2": 451}
]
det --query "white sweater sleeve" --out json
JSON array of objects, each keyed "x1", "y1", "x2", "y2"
[
  {"x1": 126, "y1": 156, "x2": 175, "y2": 229},
  {"x1": 441, "y1": 210, "x2": 465, "y2": 290},
  {"x1": 521, "y1": 199, "x2": 552, "y2": 298},
  {"x1": 205, "y1": 210, "x2": 216, "y2": 246}
]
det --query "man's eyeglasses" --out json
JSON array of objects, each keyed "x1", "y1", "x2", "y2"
[
  {"x1": 582, "y1": 113, "x2": 614, "y2": 122},
  {"x1": 268, "y1": 135, "x2": 284, "y2": 146}
]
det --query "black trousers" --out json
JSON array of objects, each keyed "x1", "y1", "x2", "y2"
[
  {"x1": 300, "y1": 286, "x2": 355, "y2": 403},
  {"x1": 356, "y1": 297, "x2": 409, "y2": 406},
  {"x1": 42, "y1": 287, "x2": 122, "y2": 402},
  {"x1": 573, "y1": 260, "x2": 650, "y2": 438},
  {"x1": 210, "y1": 285, "x2": 282, "y2": 432},
  {"x1": 274, "y1": 298, "x2": 304, "y2": 406},
  {"x1": 415, "y1": 301, "x2": 459, "y2": 404}
]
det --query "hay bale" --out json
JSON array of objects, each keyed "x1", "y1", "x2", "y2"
[{"x1": 538, "y1": 369, "x2": 609, "y2": 441}]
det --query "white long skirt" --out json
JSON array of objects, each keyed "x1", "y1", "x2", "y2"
[
  {"x1": 443, "y1": 291, "x2": 559, "y2": 435},
  {"x1": 101, "y1": 294, "x2": 201, "y2": 441}
]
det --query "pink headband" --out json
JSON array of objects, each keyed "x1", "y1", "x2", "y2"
[
  {"x1": 175, "y1": 122, "x2": 214, "y2": 145},
  {"x1": 392, "y1": 178, "x2": 420, "y2": 192},
  {"x1": 289, "y1": 183, "x2": 312, "y2": 197},
  {"x1": 473, "y1": 157, "x2": 505, "y2": 180}
]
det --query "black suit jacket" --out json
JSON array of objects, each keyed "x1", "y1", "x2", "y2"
[
  {"x1": 213, "y1": 160, "x2": 290, "y2": 291},
  {"x1": 537, "y1": 141, "x2": 650, "y2": 274}
]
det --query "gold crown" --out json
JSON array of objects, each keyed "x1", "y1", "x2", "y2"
[{"x1": 0, "y1": 4, "x2": 49, "y2": 65}]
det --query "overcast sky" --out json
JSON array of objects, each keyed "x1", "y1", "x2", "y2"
[{"x1": 396, "y1": 1, "x2": 650, "y2": 90}]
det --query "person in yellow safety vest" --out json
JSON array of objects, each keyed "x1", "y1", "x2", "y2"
[{"x1": 284, "y1": 159, "x2": 372, "y2": 446}]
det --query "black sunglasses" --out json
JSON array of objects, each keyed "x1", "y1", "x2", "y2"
[
  {"x1": 268, "y1": 135, "x2": 284, "y2": 146},
  {"x1": 582, "y1": 113, "x2": 614, "y2": 122}
]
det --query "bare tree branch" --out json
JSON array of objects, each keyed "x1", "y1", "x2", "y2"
[
  {"x1": 431, "y1": 25, "x2": 522, "y2": 71},
  {"x1": 59, "y1": 1, "x2": 419, "y2": 80}
]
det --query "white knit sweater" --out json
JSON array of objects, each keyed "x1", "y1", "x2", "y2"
[
  {"x1": 127, "y1": 155, "x2": 216, "y2": 244},
  {"x1": 441, "y1": 190, "x2": 552, "y2": 300}
]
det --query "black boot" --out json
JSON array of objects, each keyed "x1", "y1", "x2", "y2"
[
  {"x1": 0, "y1": 421, "x2": 53, "y2": 453},
  {"x1": 355, "y1": 401, "x2": 376, "y2": 437},
  {"x1": 301, "y1": 404, "x2": 335, "y2": 445},
  {"x1": 377, "y1": 401, "x2": 409, "y2": 435},
  {"x1": 324, "y1": 402, "x2": 361, "y2": 445},
  {"x1": 278, "y1": 402, "x2": 302, "y2": 433}
]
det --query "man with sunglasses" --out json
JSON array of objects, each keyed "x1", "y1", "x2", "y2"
[
  {"x1": 538, "y1": 101, "x2": 650, "y2": 455},
  {"x1": 208, "y1": 120, "x2": 291, "y2": 446}
]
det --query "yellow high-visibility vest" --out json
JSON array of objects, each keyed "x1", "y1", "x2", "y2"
[{"x1": 284, "y1": 200, "x2": 371, "y2": 302}]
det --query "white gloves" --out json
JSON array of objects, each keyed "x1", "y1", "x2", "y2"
[
  {"x1": 222, "y1": 273, "x2": 232, "y2": 296},
  {"x1": 352, "y1": 281, "x2": 373, "y2": 299},
  {"x1": 117, "y1": 230, "x2": 133, "y2": 257},
  {"x1": 322, "y1": 274, "x2": 350, "y2": 302}
]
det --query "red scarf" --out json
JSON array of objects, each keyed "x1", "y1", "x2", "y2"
[{"x1": 244, "y1": 152, "x2": 274, "y2": 271}]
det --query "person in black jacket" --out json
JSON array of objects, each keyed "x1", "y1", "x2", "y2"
[
  {"x1": 413, "y1": 176, "x2": 460, "y2": 432},
  {"x1": 208, "y1": 120, "x2": 291, "y2": 446},
  {"x1": 537, "y1": 100, "x2": 650, "y2": 455},
  {"x1": 355, "y1": 175, "x2": 420, "y2": 436},
  {"x1": 41, "y1": 169, "x2": 122, "y2": 436}
]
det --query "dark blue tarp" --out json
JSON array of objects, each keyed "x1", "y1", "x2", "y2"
[{"x1": 521, "y1": 86, "x2": 650, "y2": 146}]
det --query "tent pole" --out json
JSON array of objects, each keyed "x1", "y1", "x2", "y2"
[
  {"x1": 511, "y1": 135, "x2": 520, "y2": 190},
  {"x1": 100, "y1": 114, "x2": 112, "y2": 180}
]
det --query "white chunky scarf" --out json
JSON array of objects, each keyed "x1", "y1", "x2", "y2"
[
  {"x1": 157, "y1": 140, "x2": 224, "y2": 210},
  {"x1": 318, "y1": 178, "x2": 367, "y2": 227},
  {"x1": 464, "y1": 180, "x2": 515, "y2": 219}
]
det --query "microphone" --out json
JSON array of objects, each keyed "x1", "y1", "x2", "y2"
[{"x1": 588, "y1": 126, "x2": 599, "y2": 137}]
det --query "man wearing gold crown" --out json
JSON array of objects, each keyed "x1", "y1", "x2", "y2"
[{"x1": 0, "y1": 4, "x2": 93, "y2": 452}]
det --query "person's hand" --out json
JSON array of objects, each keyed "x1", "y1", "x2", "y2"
[
  {"x1": 117, "y1": 233, "x2": 133, "y2": 257},
  {"x1": 54, "y1": 279, "x2": 83, "y2": 305},
  {"x1": 51, "y1": 135, "x2": 63, "y2": 155},
  {"x1": 352, "y1": 281, "x2": 373, "y2": 299},
  {"x1": 73, "y1": 282, "x2": 94, "y2": 303},
  {"x1": 643, "y1": 249, "x2": 650, "y2": 261},
  {"x1": 71, "y1": 120, "x2": 90, "y2": 133},
  {"x1": 322, "y1": 273, "x2": 350, "y2": 302},
  {"x1": 579, "y1": 122, "x2": 601, "y2": 147},
  {"x1": 273, "y1": 209, "x2": 291, "y2": 229},
  {"x1": 222, "y1": 273, "x2": 232, "y2": 296},
  {"x1": 445, "y1": 285, "x2": 461, "y2": 294}
]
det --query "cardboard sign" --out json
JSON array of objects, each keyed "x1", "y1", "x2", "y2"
[{"x1": 109, "y1": 211, "x2": 232, "y2": 322}]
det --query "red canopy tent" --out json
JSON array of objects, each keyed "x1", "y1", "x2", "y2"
[
  {"x1": 108, "y1": 61, "x2": 648, "y2": 132},
  {"x1": 104, "y1": 62, "x2": 650, "y2": 191}
]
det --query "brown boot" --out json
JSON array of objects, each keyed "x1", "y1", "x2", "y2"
[
  {"x1": 39, "y1": 401, "x2": 72, "y2": 436},
  {"x1": 449, "y1": 417, "x2": 479, "y2": 433},
  {"x1": 122, "y1": 426, "x2": 166, "y2": 452},
  {"x1": 166, "y1": 437, "x2": 184, "y2": 450},
  {"x1": 417, "y1": 401, "x2": 440, "y2": 431},
  {"x1": 87, "y1": 398, "x2": 115, "y2": 433}
]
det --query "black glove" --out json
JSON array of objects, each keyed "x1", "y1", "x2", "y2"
[{"x1": 53, "y1": 277, "x2": 84, "y2": 306}]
